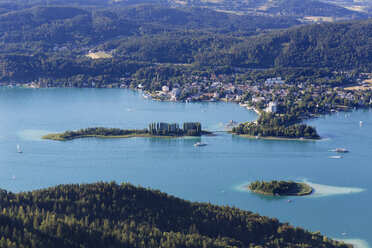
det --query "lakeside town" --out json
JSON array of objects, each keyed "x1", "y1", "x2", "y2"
[{"x1": 3, "y1": 69, "x2": 371, "y2": 119}]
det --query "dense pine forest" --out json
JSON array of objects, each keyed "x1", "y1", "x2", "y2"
[
  {"x1": 0, "y1": 182, "x2": 351, "y2": 248},
  {"x1": 106, "y1": 19, "x2": 372, "y2": 69}
]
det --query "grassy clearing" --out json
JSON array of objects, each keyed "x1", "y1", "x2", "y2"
[{"x1": 86, "y1": 52, "x2": 113, "y2": 59}]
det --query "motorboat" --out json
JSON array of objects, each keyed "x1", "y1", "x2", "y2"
[
  {"x1": 335, "y1": 148, "x2": 349, "y2": 153},
  {"x1": 194, "y1": 142, "x2": 207, "y2": 147}
]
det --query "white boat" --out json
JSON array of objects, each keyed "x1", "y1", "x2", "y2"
[
  {"x1": 342, "y1": 231, "x2": 347, "y2": 236},
  {"x1": 17, "y1": 145, "x2": 22, "y2": 153},
  {"x1": 360, "y1": 121, "x2": 363, "y2": 126},
  {"x1": 335, "y1": 148, "x2": 349, "y2": 153},
  {"x1": 194, "y1": 142, "x2": 207, "y2": 147},
  {"x1": 12, "y1": 175, "x2": 15, "y2": 180}
]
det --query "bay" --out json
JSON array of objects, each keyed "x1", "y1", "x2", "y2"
[{"x1": 0, "y1": 87, "x2": 371, "y2": 247}]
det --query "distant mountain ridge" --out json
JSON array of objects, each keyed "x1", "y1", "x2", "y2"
[
  {"x1": 0, "y1": 5, "x2": 299, "y2": 44},
  {"x1": 0, "y1": 2, "x2": 370, "y2": 83},
  {"x1": 0, "y1": 0, "x2": 370, "y2": 20}
]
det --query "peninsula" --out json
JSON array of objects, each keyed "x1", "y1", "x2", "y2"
[
  {"x1": 248, "y1": 180, "x2": 313, "y2": 196},
  {"x1": 43, "y1": 122, "x2": 209, "y2": 141},
  {"x1": 232, "y1": 112, "x2": 320, "y2": 140}
]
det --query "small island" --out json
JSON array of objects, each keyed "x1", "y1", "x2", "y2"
[
  {"x1": 43, "y1": 122, "x2": 210, "y2": 141},
  {"x1": 248, "y1": 180, "x2": 313, "y2": 196}
]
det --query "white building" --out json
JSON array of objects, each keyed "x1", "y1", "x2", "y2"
[
  {"x1": 265, "y1": 77, "x2": 285, "y2": 85},
  {"x1": 162, "y1": 85, "x2": 169, "y2": 92},
  {"x1": 266, "y1": 102, "x2": 277, "y2": 113},
  {"x1": 252, "y1": 97, "x2": 265, "y2": 103}
]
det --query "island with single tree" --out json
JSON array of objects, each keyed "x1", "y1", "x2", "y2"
[
  {"x1": 43, "y1": 122, "x2": 210, "y2": 141},
  {"x1": 248, "y1": 180, "x2": 313, "y2": 196}
]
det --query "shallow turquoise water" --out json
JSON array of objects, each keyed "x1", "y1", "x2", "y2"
[{"x1": 1, "y1": 87, "x2": 371, "y2": 246}]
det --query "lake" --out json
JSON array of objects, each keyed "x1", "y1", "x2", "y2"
[{"x1": 0, "y1": 87, "x2": 371, "y2": 247}]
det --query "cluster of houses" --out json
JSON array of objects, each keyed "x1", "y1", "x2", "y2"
[
  {"x1": 141, "y1": 71, "x2": 372, "y2": 112},
  {"x1": 144, "y1": 74, "x2": 247, "y2": 102},
  {"x1": 3, "y1": 69, "x2": 371, "y2": 111}
]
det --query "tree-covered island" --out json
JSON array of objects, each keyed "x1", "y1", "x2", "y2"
[
  {"x1": 248, "y1": 180, "x2": 313, "y2": 196},
  {"x1": 232, "y1": 113, "x2": 320, "y2": 140},
  {"x1": 43, "y1": 122, "x2": 209, "y2": 141}
]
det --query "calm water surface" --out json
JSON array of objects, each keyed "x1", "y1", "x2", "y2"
[{"x1": 0, "y1": 87, "x2": 371, "y2": 246}]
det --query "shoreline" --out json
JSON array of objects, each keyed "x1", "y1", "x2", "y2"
[
  {"x1": 42, "y1": 133, "x2": 203, "y2": 141},
  {"x1": 336, "y1": 239, "x2": 370, "y2": 248},
  {"x1": 236, "y1": 134, "x2": 321, "y2": 141}
]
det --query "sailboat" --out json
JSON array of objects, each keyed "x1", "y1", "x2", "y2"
[
  {"x1": 12, "y1": 175, "x2": 15, "y2": 180},
  {"x1": 17, "y1": 144, "x2": 22, "y2": 153}
]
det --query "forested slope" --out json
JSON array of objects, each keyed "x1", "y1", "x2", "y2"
[
  {"x1": 0, "y1": 4, "x2": 370, "y2": 83},
  {"x1": 0, "y1": 182, "x2": 351, "y2": 248}
]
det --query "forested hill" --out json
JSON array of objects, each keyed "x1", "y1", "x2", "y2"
[
  {"x1": 105, "y1": 18, "x2": 372, "y2": 69},
  {"x1": 250, "y1": 0, "x2": 369, "y2": 18},
  {"x1": 0, "y1": 5, "x2": 299, "y2": 45},
  {"x1": 1, "y1": 0, "x2": 368, "y2": 19},
  {"x1": 228, "y1": 18, "x2": 372, "y2": 69},
  {"x1": 0, "y1": 182, "x2": 351, "y2": 248},
  {"x1": 0, "y1": 4, "x2": 370, "y2": 82}
]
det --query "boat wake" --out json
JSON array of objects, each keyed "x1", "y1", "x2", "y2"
[{"x1": 328, "y1": 156, "x2": 342, "y2": 159}]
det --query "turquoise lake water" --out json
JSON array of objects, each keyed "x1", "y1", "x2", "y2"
[{"x1": 0, "y1": 87, "x2": 371, "y2": 246}]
